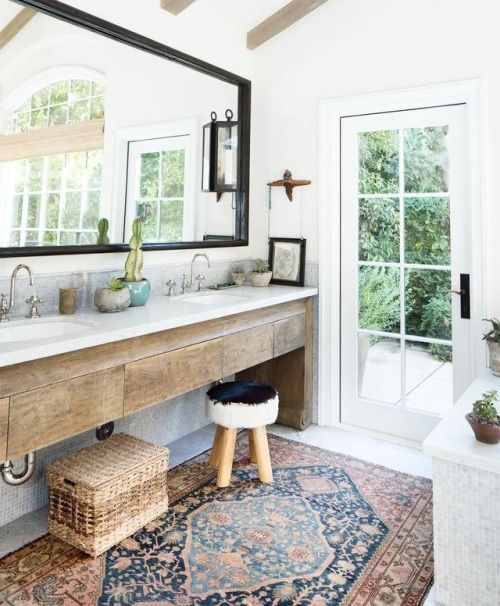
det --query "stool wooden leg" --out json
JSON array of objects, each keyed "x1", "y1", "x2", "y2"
[
  {"x1": 217, "y1": 428, "x2": 237, "y2": 488},
  {"x1": 209, "y1": 425, "x2": 225, "y2": 467},
  {"x1": 251, "y1": 426, "x2": 273, "y2": 483},
  {"x1": 248, "y1": 429, "x2": 257, "y2": 463}
]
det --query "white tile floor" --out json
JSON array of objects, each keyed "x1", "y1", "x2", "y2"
[{"x1": 0, "y1": 423, "x2": 435, "y2": 605}]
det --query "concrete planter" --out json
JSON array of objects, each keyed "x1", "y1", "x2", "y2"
[
  {"x1": 232, "y1": 272, "x2": 245, "y2": 286},
  {"x1": 94, "y1": 287, "x2": 130, "y2": 313},
  {"x1": 250, "y1": 271, "x2": 272, "y2": 287}
]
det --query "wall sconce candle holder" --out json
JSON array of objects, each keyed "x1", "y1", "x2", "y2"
[{"x1": 202, "y1": 109, "x2": 239, "y2": 201}]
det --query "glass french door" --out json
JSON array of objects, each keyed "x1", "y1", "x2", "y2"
[{"x1": 340, "y1": 105, "x2": 472, "y2": 442}]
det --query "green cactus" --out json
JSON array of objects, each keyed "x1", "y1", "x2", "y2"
[
  {"x1": 124, "y1": 218, "x2": 144, "y2": 282},
  {"x1": 96, "y1": 218, "x2": 110, "y2": 245}
]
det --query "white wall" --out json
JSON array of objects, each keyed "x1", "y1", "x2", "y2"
[{"x1": 251, "y1": 0, "x2": 500, "y2": 314}]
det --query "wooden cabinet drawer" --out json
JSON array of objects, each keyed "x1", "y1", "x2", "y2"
[
  {"x1": 124, "y1": 338, "x2": 222, "y2": 415},
  {"x1": 274, "y1": 313, "x2": 306, "y2": 358},
  {"x1": 0, "y1": 398, "x2": 8, "y2": 463},
  {"x1": 223, "y1": 324, "x2": 274, "y2": 376},
  {"x1": 8, "y1": 367, "x2": 124, "y2": 459}
]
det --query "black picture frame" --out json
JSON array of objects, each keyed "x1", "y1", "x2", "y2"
[
  {"x1": 3, "y1": 0, "x2": 251, "y2": 258},
  {"x1": 269, "y1": 237, "x2": 306, "y2": 287}
]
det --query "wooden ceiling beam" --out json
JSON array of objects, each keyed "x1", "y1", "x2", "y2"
[
  {"x1": 160, "y1": 0, "x2": 197, "y2": 16},
  {"x1": 247, "y1": 0, "x2": 329, "y2": 50},
  {"x1": 0, "y1": 8, "x2": 37, "y2": 51}
]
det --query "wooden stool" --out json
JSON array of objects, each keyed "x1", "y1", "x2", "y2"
[{"x1": 206, "y1": 381, "x2": 279, "y2": 488}]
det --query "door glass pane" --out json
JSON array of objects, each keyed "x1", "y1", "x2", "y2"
[
  {"x1": 405, "y1": 269, "x2": 451, "y2": 339},
  {"x1": 404, "y1": 126, "x2": 449, "y2": 193},
  {"x1": 358, "y1": 266, "x2": 400, "y2": 333},
  {"x1": 405, "y1": 197, "x2": 450, "y2": 265},
  {"x1": 358, "y1": 130, "x2": 399, "y2": 194},
  {"x1": 405, "y1": 342, "x2": 453, "y2": 415},
  {"x1": 359, "y1": 197, "x2": 399, "y2": 262},
  {"x1": 359, "y1": 335, "x2": 401, "y2": 404}
]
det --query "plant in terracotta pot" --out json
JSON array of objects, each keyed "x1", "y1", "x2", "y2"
[
  {"x1": 466, "y1": 389, "x2": 500, "y2": 444},
  {"x1": 250, "y1": 259, "x2": 272, "y2": 287},
  {"x1": 231, "y1": 266, "x2": 245, "y2": 286},
  {"x1": 121, "y1": 218, "x2": 150, "y2": 307},
  {"x1": 94, "y1": 278, "x2": 131, "y2": 313},
  {"x1": 483, "y1": 318, "x2": 500, "y2": 376}
]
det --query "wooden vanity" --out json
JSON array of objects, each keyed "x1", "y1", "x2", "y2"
[{"x1": 0, "y1": 296, "x2": 314, "y2": 463}]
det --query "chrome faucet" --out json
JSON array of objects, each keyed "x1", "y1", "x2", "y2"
[
  {"x1": 189, "y1": 253, "x2": 211, "y2": 292},
  {"x1": 0, "y1": 264, "x2": 35, "y2": 322}
]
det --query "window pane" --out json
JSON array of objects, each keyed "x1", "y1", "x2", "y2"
[
  {"x1": 160, "y1": 200, "x2": 183, "y2": 241},
  {"x1": 140, "y1": 153, "x2": 160, "y2": 198},
  {"x1": 43, "y1": 231, "x2": 57, "y2": 245},
  {"x1": 359, "y1": 335, "x2": 401, "y2": 404},
  {"x1": 31, "y1": 88, "x2": 49, "y2": 109},
  {"x1": 358, "y1": 266, "x2": 400, "y2": 333},
  {"x1": 359, "y1": 197, "x2": 399, "y2": 262},
  {"x1": 405, "y1": 269, "x2": 451, "y2": 339},
  {"x1": 405, "y1": 197, "x2": 450, "y2": 265},
  {"x1": 62, "y1": 192, "x2": 81, "y2": 229},
  {"x1": 47, "y1": 155, "x2": 64, "y2": 190},
  {"x1": 405, "y1": 341, "x2": 453, "y2": 415},
  {"x1": 66, "y1": 152, "x2": 85, "y2": 190},
  {"x1": 12, "y1": 195, "x2": 23, "y2": 228},
  {"x1": 50, "y1": 81, "x2": 68, "y2": 105},
  {"x1": 30, "y1": 108, "x2": 48, "y2": 129},
  {"x1": 404, "y1": 126, "x2": 449, "y2": 193},
  {"x1": 90, "y1": 96, "x2": 105, "y2": 120},
  {"x1": 60, "y1": 231, "x2": 77, "y2": 245},
  {"x1": 46, "y1": 193, "x2": 60, "y2": 229},
  {"x1": 27, "y1": 194, "x2": 41, "y2": 229},
  {"x1": 10, "y1": 231, "x2": 20, "y2": 246},
  {"x1": 14, "y1": 112, "x2": 30, "y2": 133},
  {"x1": 25, "y1": 231, "x2": 39, "y2": 246},
  {"x1": 49, "y1": 105, "x2": 67, "y2": 126},
  {"x1": 70, "y1": 79, "x2": 90, "y2": 101},
  {"x1": 92, "y1": 82, "x2": 105, "y2": 97},
  {"x1": 28, "y1": 158, "x2": 43, "y2": 191},
  {"x1": 138, "y1": 201, "x2": 158, "y2": 242},
  {"x1": 358, "y1": 130, "x2": 399, "y2": 194},
  {"x1": 82, "y1": 191, "x2": 101, "y2": 229},
  {"x1": 14, "y1": 161, "x2": 26, "y2": 192},
  {"x1": 68, "y1": 100, "x2": 90, "y2": 123},
  {"x1": 161, "y1": 150, "x2": 185, "y2": 198},
  {"x1": 87, "y1": 150, "x2": 103, "y2": 188}
]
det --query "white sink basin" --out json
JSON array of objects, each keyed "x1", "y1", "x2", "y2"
[
  {"x1": 183, "y1": 293, "x2": 247, "y2": 305},
  {"x1": 0, "y1": 317, "x2": 95, "y2": 344}
]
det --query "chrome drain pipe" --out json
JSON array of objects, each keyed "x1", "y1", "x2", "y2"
[{"x1": 1, "y1": 452, "x2": 36, "y2": 485}]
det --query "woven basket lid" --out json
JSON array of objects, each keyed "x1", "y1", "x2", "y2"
[{"x1": 47, "y1": 433, "x2": 169, "y2": 488}]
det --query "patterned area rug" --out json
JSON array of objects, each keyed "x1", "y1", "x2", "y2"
[{"x1": 0, "y1": 434, "x2": 433, "y2": 605}]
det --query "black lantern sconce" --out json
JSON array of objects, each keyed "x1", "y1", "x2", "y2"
[{"x1": 202, "y1": 109, "x2": 239, "y2": 201}]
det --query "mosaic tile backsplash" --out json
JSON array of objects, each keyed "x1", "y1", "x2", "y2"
[{"x1": 0, "y1": 258, "x2": 319, "y2": 527}]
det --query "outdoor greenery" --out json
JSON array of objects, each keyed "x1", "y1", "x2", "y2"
[{"x1": 358, "y1": 127, "x2": 452, "y2": 362}]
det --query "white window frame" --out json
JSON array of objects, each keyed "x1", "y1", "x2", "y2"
[
  {"x1": 318, "y1": 80, "x2": 486, "y2": 429},
  {"x1": 113, "y1": 118, "x2": 198, "y2": 243}
]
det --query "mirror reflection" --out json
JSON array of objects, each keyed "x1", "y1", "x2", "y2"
[{"x1": 0, "y1": 1, "x2": 239, "y2": 249}]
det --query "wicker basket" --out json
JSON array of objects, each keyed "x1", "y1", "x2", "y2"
[{"x1": 48, "y1": 433, "x2": 169, "y2": 557}]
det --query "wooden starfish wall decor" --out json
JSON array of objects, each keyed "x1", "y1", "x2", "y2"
[{"x1": 267, "y1": 169, "x2": 311, "y2": 202}]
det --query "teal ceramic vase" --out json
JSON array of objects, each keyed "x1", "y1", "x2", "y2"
[{"x1": 122, "y1": 279, "x2": 150, "y2": 307}]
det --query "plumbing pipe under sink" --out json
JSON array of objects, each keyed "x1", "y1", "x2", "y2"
[{"x1": 1, "y1": 452, "x2": 36, "y2": 486}]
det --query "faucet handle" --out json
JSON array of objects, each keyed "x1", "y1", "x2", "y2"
[
  {"x1": 196, "y1": 274, "x2": 207, "y2": 292},
  {"x1": 165, "y1": 280, "x2": 176, "y2": 296},
  {"x1": 25, "y1": 295, "x2": 43, "y2": 319},
  {"x1": 0, "y1": 294, "x2": 9, "y2": 321},
  {"x1": 181, "y1": 274, "x2": 190, "y2": 294}
]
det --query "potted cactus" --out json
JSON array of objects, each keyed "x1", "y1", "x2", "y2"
[
  {"x1": 94, "y1": 278, "x2": 130, "y2": 313},
  {"x1": 466, "y1": 389, "x2": 500, "y2": 444},
  {"x1": 250, "y1": 259, "x2": 272, "y2": 287},
  {"x1": 121, "y1": 218, "x2": 150, "y2": 306},
  {"x1": 483, "y1": 318, "x2": 500, "y2": 376},
  {"x1": 96, "y1": 218, "x2": 110, "y2": 245}
]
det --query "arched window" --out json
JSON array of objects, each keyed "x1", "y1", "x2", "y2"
[{"x1": 3, "y1": 78, "x2": 105, "y2": 247}]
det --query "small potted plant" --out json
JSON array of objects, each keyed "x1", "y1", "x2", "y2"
[
  {"x1": 231, "y1": 266, "x2": 245, "y2": 286},
  {"x1": 483, "y1": 318, "x2": 500, "y2": 376},
  {"x1": 250, "y1": 259, "x2": 272, "y2": 287},
  {"x1": 121, "y1": 218, "x2": 150, "y2": 307},
  {"x1": 94, "y1": 278, "x2": 131, "y2": 313},
  {"x1": 466, "y1": 389, "x2": 500, "y2": 444}
]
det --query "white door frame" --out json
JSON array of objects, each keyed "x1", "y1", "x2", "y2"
[{"x1": 318, "y1": 80, "x2": 486, "y2": 429}]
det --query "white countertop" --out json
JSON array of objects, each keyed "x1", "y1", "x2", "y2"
[
  {"x1": 0, "y1": 285, "x2": 317, "y2": 368},
  {"x1": 423, "y1": 369, "x2": 500, "y2": 475}
]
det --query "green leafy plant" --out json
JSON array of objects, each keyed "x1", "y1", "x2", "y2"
[
  {"x1": 470, "y1": 390, "x2": 499, "y2": 425},
  {"x1": 107, "y1": 277, "x2": 124, "y2": 291},
  {"x1": 96, "y1": 218, "x2": 110, "y2": 245},
  {"x1": 253, "y1": 259, "x2": 270, "y2": 273},
  {"x1": 124, "y1": 218, "x2": 144, "y2": 282},
  {"x1": 358, "y1": 267, "x2": 400, "y2": 333},
  {"x1": 482, "y1": 318, "x2": 500, "y2": 343}
]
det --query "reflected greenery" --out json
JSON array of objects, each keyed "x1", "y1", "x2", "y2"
[{"x1": 358, "y1": 130, "x2": 399, "y2": 194}]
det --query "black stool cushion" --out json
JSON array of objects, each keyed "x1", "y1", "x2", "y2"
[{"x1": 207, "y1": 381, "x2": 277, "y2": 405}]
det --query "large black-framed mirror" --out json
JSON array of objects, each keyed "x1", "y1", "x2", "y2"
[{"x1": 0, "y1": 0, "x2": 250, "y2": 257}]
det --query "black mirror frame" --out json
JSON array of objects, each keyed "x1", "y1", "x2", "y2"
[{"x1": 3, "y1": 0, "x2": 251, "y2": 258}]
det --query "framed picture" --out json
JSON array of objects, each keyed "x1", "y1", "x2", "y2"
[{"x1": 269, "y1": 238, "x2": 306, "y2": 286}]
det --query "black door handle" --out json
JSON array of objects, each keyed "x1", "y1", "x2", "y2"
[{"x1": 453, "y1": 274, "x2": 470, "y2": 319}]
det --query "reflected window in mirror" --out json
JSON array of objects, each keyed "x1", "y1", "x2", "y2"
[
  {"x1": 124, "y1": 125, "x2": 196, "y2": 243},
  {"x1": 0, "y1": 76, "x2": 106, "y2": 247}
]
